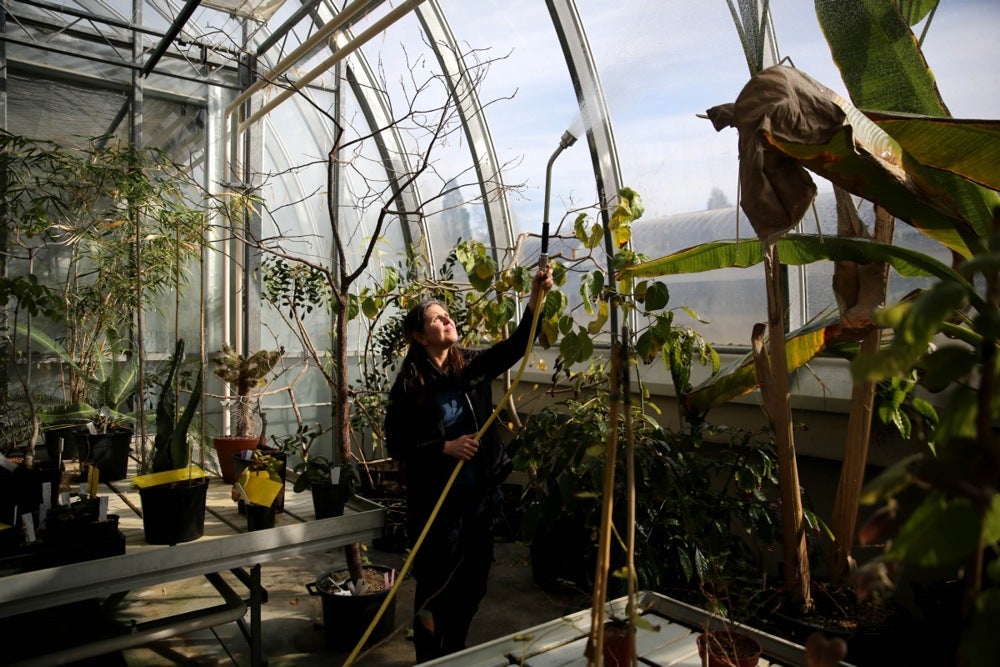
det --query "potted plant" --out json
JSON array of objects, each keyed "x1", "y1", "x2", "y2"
[
  {"x1": 1, "y1": 134, "x2": 204, "y2": 472},
  {"x1": 132, "y1": 338, "x2": 207, "y2": 545},
  {"x1": 79, "y1": 406, "x2": 135, "y2": 483},
  {"x1": 280, "y1": 423, "x2": 355, "y2": 519},
  {"x1": 696, "y1": 628, "x2": 762, "y2": 667},
  {"x1": 210, "y1": 343, "x2": 283, "y2": 483},
  {"x1": 232, "y1": 449, "x2": 284, "y2": 531},
  {"x1": 25, "y1": 327, "x2": 140, "y2": 472}
]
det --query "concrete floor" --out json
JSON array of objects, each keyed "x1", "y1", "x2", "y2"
[{"x1": 88, "y1": 539, "x2": 591, "y2": 667}]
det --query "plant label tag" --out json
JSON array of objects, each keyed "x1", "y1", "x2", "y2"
[
  {"x1": 99, "y1": 495, "x2": 109, "y2": 521},
  {"x1": 42, "y1": 482, "x2": 52, "y2": 509},
  {"x1": 234, "y1": 482, "x2": 251, "y2": 504},
  {"x1": 38, "y1": 505, "x2": 47, "y2": 530},
  {"x1": 331, "y1": 466, "x2": 341, "y2": 484},
  {"x1": 59, "y1": 492, "x2": 70, "y2": 507},
  {"x1": 79, "y1": 482, "x2": 88, "y2": 497},
  {"x1": 86, "y1": 421, "x2": 98, "y2": 435},
  {"x1": 87, "y1": 466, "x2": 99, "y2": 497},
  {"x1": 22, "y1": 514, "x2": 36, "y2": 543},
  {"x1": 0, "y1": 453, "x2": 14, "y2": 472}
]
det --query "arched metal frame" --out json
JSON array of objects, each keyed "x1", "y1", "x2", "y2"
[
  {"x1": 416, "y1": 0, "x2": 514, "y2": 262},
  {"x1": 232, "y1": 0, "x2": 624, "y2": 294},
  {"x1": 545, "y1": 0, "x2": 624, "y2": 338}
]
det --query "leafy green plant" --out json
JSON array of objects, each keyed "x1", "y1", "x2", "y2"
[
  {"x1": 273, "y1": 423, "x2": 354, "y2": 493},
  {"x1": 850, "y1": 236, "x2": 1000, "y2": 665},
  {"x1": 511, "y1": 362, "x2": 786, "y2": 606},
  {"x1": 27, "y1": 327, "x2": 139, "y2": 426},
  {"x1": 149, "y1": 339, "x2": 203, "y2": 474},
  {"x1": 607, "y1": 0, "x2": 1000, "y2": 616},
  {"x1": 1, "y1": 131, "x2": 205, "y2": 466},
  {"x1": 0, "y1": 274, "x2": 64, "y2": 455}
]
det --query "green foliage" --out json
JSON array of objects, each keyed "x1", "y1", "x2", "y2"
[
  {"x1": 511, "y1": 366, "x2": 783, "y2": 602},
  {"x1": 277, "y1": 423, "x2": 357, "y2": 493},
  {"x1": 262, "y1": 256, "x2": 332, "y2": 318},
  {"x1": 0, "y1": 275, "x2": 62, "y2": 320},
  {"x1": 0, "y1": 131, "x2": 205, "y2": 412},
  {"x1": 150, "y1": 339, "x2": 203, "y2": 474}
]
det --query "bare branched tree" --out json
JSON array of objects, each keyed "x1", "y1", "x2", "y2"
[{"x1": 235, "y1": 42, "x2": 519, "y2": 584}]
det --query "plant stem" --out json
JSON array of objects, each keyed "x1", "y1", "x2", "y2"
[{"x1": 754, "y1": 238, "x2": 811, "y2": 612}]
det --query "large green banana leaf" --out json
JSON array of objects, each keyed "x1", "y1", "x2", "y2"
[
  {"x1": 815, "y1": 0, "x2": 1000, "y2": 252},
  {"x1": 862, "y1": 114, "x2": 1000, "y2": 192},
  {"x1": 682, "y1": 314, "x2": 843, "y2": 415},
  {"x1": 617, "y1": 233, "x2": 982, "y2": 412},
  {"x1": 619, "y1": 234, "x2": 981, "y2": 309}
]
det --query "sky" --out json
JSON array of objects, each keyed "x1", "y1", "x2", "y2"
[{"x1": 431, "y1": 0, "x2": 1000, "y2": 235}]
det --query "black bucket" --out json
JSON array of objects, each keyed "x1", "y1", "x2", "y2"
[
  {"x1": 307, "y1": 564, "x2": 397, "y2": 651},
  {"x1": 310, "y1": 482, "x2": 349, "y2": 519},
  {"x1": 43, "y1": 425, "x2": 84, "y2": 462}
]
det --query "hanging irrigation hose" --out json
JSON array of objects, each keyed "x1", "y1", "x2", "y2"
[{"x1": 342, "y1": 284, "x2": 549, "y2": 667}]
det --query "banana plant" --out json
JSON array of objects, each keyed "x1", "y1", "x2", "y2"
[{"x1": 619, "y1": 0, "x2": 1000, "y2": 614}]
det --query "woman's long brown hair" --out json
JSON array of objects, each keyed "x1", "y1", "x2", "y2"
[{"x1": 401, "y1": 299, "x2": 465, "y2": 395}]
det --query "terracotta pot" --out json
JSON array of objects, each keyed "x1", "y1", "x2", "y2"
[
  {"x1": 697, "y1": 630, "x2": 762, "y2": 667},
  {"x1": 212, "y1": 435, "x2": 260, "y2": 483}
]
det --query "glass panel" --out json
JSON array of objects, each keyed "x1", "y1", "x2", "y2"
[{"x1": 436, "y1": 0, "x2": 596, "y2": 249}]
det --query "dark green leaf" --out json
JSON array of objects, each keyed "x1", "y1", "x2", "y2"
[{"x1": 890, "y1": 495, "x2": 981, "y2": 569}]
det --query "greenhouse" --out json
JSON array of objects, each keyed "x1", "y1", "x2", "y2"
[{"x1": 1, "y1": 1, "x2": 998, "y2": 665}]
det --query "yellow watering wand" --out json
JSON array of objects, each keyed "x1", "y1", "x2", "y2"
[{"x1": 343, "y1": 287, "x2": 548, "y2": 666}]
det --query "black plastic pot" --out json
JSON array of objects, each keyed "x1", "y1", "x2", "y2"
[
  {"x1": 246, "y1": 503, "x2": 277, "y2": 531},
  {"x1": 43, "y1": 425, "x2": 84, "y2": 462},
  {"x1": 138, "y1": 477, "x2": 209, "y2": 545},
  {"x1": 310, "y1": 481, "x2": 349, "y2": 519},
  {"x1": 0, "y1": 459, "x2": 63, "y2": 529},
  {"x1": 307, "y1": 564, "x2": 397, "y2": 651},
  {"x1": 83, "y1": 428, "x2": 133, "y2": 482}
]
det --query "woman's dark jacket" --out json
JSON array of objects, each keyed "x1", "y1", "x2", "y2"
[{"x1": 385, "y1": 307, "x2": 538, "y2": 542}]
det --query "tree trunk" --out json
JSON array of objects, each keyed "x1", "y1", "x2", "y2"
[
  {"x1": 754, "y1": 239, "x2": 811, "y2": 611},
  {"x1": 335, "y1": 291, "x2": 364, "y2": 582},
  {"x1": 829, "y1": 202, "x2": 894, "y2": 583},
  {"x1": 586, "y1": 338, "x2": 622, "y2": 666}
]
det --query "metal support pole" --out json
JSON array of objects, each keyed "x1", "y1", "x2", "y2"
[{"x1": 249, "y1": 564, "x2": 265, "y2": 667}]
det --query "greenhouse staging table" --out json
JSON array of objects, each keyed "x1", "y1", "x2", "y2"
[
  {"x1": 421, "y1": 590, "x2": 855, "y2": 667},
  {"x1": 0, "y1": 460, "x2": 385, "y2": 667}
]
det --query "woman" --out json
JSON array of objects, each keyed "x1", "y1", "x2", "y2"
[{"x1": 385, "y1": 267, "x2": 552, "y2": 662}]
